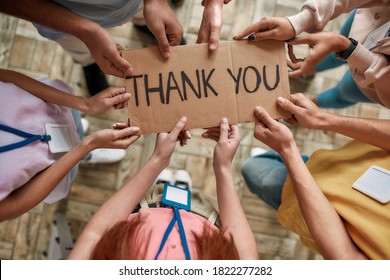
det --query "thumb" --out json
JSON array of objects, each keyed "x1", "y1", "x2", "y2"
[
  {"x1": 107, "y1": 92, "x2": 131, "y2": 107},
  {"x1": 219, "y1": 118, "x2": 229, "y2": 141},
  {"x1": 109, "y1": 53, "x2": 134, "y2": 76},
  {"x1": 254, "y1": 107, "x2": 277, "y2": 129},
  {"x1": 116, "y1": 126, "x2": 140, "y2": 138},
  {"x1": 169, "y1": 117, "x2": 187, "y2": 139},
  {"x1": 276, "y1": 97, "x2": 300, "y2": 115}
]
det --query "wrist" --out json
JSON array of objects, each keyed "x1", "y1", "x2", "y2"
[
  {"x1": 315, "y1": 112, "x2": 336, "y2": 131},
  {"x1": 278, "y1": 141, "x2": 298, "y2": 158},
  {"x1": 335, "y1": 37, "x2": 358, "y2": 61},
  {"x1": 320, "y1": 113, "x2": 340, "y2": 132},
  {"x1": 73, "y1": 96, "x2": 89, "y2": 113},
  {"x1": 334, "y1": 35, "x2": 352, "y2": 53},
  {"x1": 213, "y1": 162, "x2": 231, "y2": 173},
  {"x1": 149, "y1": 153, "x2": 170, "y2": 170},
  {"x1": 80, "y1": 134, "x2": 98, "y2": 152},
  {"x1": 287, "y1": 8, "x2": 314, "y2": 36}
]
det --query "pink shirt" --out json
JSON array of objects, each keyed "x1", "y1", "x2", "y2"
[
  {"x1": 127, "y1": 208, "x2": 219, "y2": 260},
  {"x1": 0, "y1": 78, "x2": 80, "y2": 203}
]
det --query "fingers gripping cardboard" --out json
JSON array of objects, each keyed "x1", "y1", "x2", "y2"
[{"x1": 123, "y1": 40, "x2": 291, "y2": 134}]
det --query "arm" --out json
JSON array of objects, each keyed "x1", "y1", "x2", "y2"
[
  {"x1": 287, "y1": 0, "x2": 381, "y2": 36},
  {"x1": 286, "y1": 33, "x2": 390, "y2": 105},
  {"x1": 0, "y1": 125, "x2": 140, "y2": 222},
  {"x1": 202, "y1": 118, "x2": 258, "y2": 259},
  {"x1": 234, "y1": 0, "x2": 380, "y2": 41},
  {"x1": 68, "y1": 117, "x2": 188, "y2": 259},
  {"x1": 0, "y1": 0, "x2": 133, "y2": 77},
  {"x1": 0, "y1": 69, "x2": 130, "y2": 114},
  {"x1": 278, "y1": 93, "x2": 390, "y2": 150},
  {"x1": 253, "y1": 106, "x2": 368, "y2": 259},
  {"x1": 196, "y1": 0, "x2": 226, "y2": 51}
]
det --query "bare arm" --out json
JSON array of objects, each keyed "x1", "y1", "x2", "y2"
[
  {"x1": 0, "y1": 126, "x2": 140, "y2": 222},
  {"x1": 0, "y1": 0, "x2": 133, "y2": 77},
  {"x1": 0, "y1": 69, "x2": 130, "y2": 114},
  {"x1": 203, "y1": 118, "x2": 258, "y2": 259},
  {"x1": 278, "y1": 94, "x2": 390, "y2": 150},
  {"x1": 68, "y1": 117, "x2": 188, "y2": 259},
  {"x1": 253, "y1": 106, "x2": 368, "y2": 259}
]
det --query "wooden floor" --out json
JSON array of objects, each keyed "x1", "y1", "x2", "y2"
[{"x1": 1, "y1": 0, "x2": 389, "y2": 260}]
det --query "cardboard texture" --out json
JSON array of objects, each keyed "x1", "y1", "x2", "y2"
[{"x1": 123, "y1": 40, "x2": 290, "y2": 135}]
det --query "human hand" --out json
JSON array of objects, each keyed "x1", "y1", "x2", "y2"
[
  {"x1": 152, "y1": 117, "x2": 187, "y2": 165},
  {"x1": 253, "y1": 106, "x2": 295, "y2": 155},
  {"x1": 84, "y1": 123, "x2": 140, "y2": 151},
  {"x1": 83, "y1": 24, "x2": 133, "y2": 77},
  {"x1": 276, "y1": 93, "x2": 331, "y2": 130},
  {"x1": 234, "y1": 16, "x2": 295, "y2": 41},
  {"x1": 84, "y1": 87, "x2": 130, "y2": 115},
  {"x1": 202, "y1": 118, "x2": 241, "y2": 168},
  {"x1": 143, "y1": 0, "x2": 183, "y2": 59},
  {"x1": 287, "y1": 32, "x2": 350, "y2": 77},
  {"x1": 197, "y1": 0, "x2": 225, "y2": 51}
]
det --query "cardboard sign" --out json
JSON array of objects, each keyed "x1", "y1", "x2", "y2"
[{"x1": 123, "y1": 40, "x2": 290, "y2": 135}]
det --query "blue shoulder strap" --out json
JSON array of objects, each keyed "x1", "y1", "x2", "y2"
[
  {"x1": 0, "y1": 124, "x2": 51, "y2": 153},
  {"x1": 154, "y1": 206, "x2": 191, "y2": 260}
]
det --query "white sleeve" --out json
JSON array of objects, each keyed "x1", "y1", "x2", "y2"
[
  {"x1": 286, "y1": 0, "x2": 387, "y2": 35},
  {"x1": 347, "y1": 44, "x2": 390, "y2": 106}
]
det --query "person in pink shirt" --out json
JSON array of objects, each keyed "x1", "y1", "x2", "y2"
[
  {"x1": 68, "y1": 117, "x2": 259, "y2": 260},
  {"x1": 0, "y1": 69, "x2": 140, "y2": 222}
]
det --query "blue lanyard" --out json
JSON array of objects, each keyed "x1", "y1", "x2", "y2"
[
  {"x1": 0, "y1": 124, "x2": 51, "y2": 153},
  {"x1": 154, "y1": 206, "x2": 191, "y2": 260}
]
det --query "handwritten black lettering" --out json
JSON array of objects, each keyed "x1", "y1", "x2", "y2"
[
  {"x1": 181, "y1": 70, "x2": 202, "y2": 99},
  {"x1": 145, "y1": 73, "x2": 165, "y2": 107},
  {"x1": 125, "y1": 74, "x2": 143, "y2": 106},
  {"x1": 243, "y1": 66, "x2": 261, "y2": 93},
  {"x1": 166, "y1": 72, "x2": 184, "y2": 104},
  {"x1": 202, "y1": 69, "x2": 218, "y2": 97},
  {"x1": 263, "y1": 65, "x2": 280, "y2": 91},
  {"x1": 227, "y1": 68, "x2": 242, "y2": 94}
]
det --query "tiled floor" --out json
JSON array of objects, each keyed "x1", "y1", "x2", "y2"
[{"x1": 1, "y1": 0, "x2": 389, "y2": 260}]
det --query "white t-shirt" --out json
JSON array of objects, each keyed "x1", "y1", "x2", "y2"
[{"x1": 34, "y1": 0, "x2": 143, "y2": 40}]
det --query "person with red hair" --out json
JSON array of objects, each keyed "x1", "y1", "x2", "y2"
[{"x1": 68, "y1": 117, "x2": 258, "y2": 260}]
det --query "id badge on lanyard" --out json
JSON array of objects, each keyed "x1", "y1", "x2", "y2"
[
  {"x1": 45, "y1": 124, "x2": 75, "y2": 153},
  {"x1": 154, "y1": 184, "x2": 192, "y2": 260}
]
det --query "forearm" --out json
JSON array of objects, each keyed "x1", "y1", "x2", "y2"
[
  {"x1": 320, "y1": 114, "x2": 390, "y2": 150},
  {"x1": 280, "y1": 144, "x2": 368, "y2": 259},
  {"x1": 0, "y1": 0, "x2": 99, "y2": 41},
  {"x1": 287, "y1": 0, "x2": 371, "y2": 35},
  {"x1": 214, "y1": 165, "x2": 258, "y2": 259},
  {"x1": 68, "y1": 154, "x2": 168, "y2": 259},
  {"x1": 0, "y1": 141, "x2": 92, "y2": 222},
  {"x1": 0, "y1": 69, "x2": 89, "y2": 112}
]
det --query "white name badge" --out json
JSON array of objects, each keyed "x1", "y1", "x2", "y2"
[
  {"x1": 352, "y1": 165, "x2": 390, "y2": 204},
  {"x1": 45, "y1": 124, "x2": 75, "y2": 153},
  {"x1": 162, "y1": 184, "x2": 191, "y2": 211}
]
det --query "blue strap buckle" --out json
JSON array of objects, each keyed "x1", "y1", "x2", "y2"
[{"x1": 41, "y1": 134, "x2": 52, "y2": 142}]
